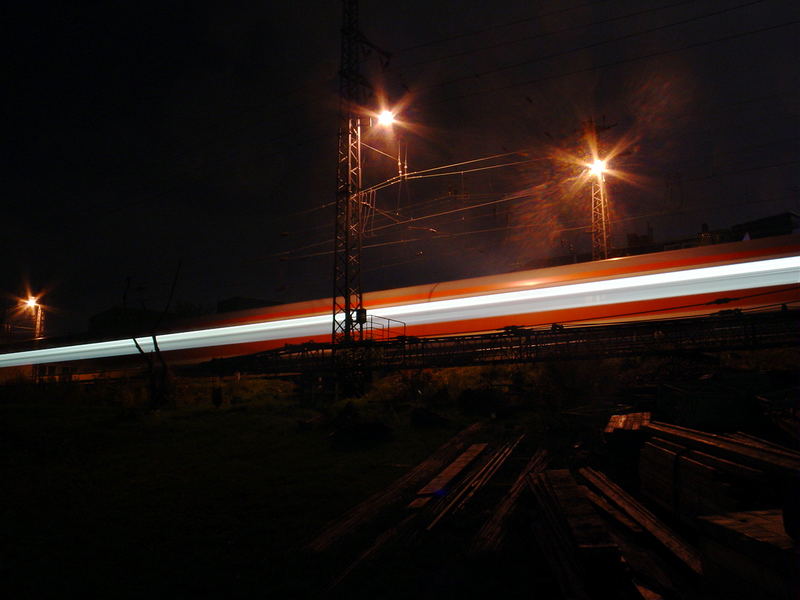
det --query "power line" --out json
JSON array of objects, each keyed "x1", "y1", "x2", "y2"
[
  {"x1": 427, "y1": 19, "x2": 799, "y2": 106},
  {"x1": 279, "y1": 186, "x2": 799, "y2": 264},
  {"x1": 396, "y1": 0, "x2": 698, "y2": 72},
  {"x1": 417, "y1": 0, "x2": 768, "y2": 93},
  {"x1": 126, "y1": 183, "x2": 799, "y2": 300},
  {"x1": 392, "y1": 0, "x2": 616, "y2": 55},
  {"x1": 271, "y1": 150, "x2": 799, "y2": 261},
  {"x1": 28, "y1": 15, "x2": 796, "y2": 232}
]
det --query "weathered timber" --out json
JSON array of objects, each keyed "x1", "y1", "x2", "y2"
[
  {"x1": 695, "y1": 509, "x2": 797, "y2": 600},
  {"x1": 426, "y1": 435, "x2": 522, "y2": 531},
  {"x1": 633, "y1": 582, "x2": 665, "y2": 600},
  {"x1": 406, "y1": 496, "x2": 431, "y2": 510},
  {"x1": 579, "y1": 467, "x2": 704, "y2": 576},
  {"x1": 728, "y1": 432, "x2": 800, "y2": 458},
  {"x1": 605, "y1": 412, "x2": 652, "y2": 433},
  {"x1": 529, "y1": 469, "x2": 639, "y2": 600},
  {"x1": 453, "y1": 434, "x2": 524, "y2": 512},
  {"x1": 640, "y1": 439, "x2": 741, "y2": 516},
  {"x1": 329, "y1": 513, "x2": 417, "y2": 592},
  {"x1": 527, "y1": 470, "x2": 592, "y2": 600},
  {"x1": 643, "y1": 422, "x2": 800, "y2": 475},
  {"x1": 307, "y1": 422, "x2": 482, "y2": 552},
  {"x1": 580, "y1": 484, "x2": 643, "y2": 534},
  {"x1": 470, "y1": 448, "x2": 548, "y2": 554},
  {"x1": 417, "y1": 442, "x2": 487, "y2": 496}
]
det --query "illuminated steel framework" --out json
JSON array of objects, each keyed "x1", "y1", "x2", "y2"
[
  {"x1": 333, "y1": 0, "x2": 369, "y2": 344},
  {"x1": 31, "y1": 301, "x2": 44, "y2": 339},
  {"x1": 591, "y1": 172, "x2": 610, "y2": 261}
]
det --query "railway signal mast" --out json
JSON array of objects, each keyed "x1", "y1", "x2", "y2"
[{"x1": 332, "y1": 0, "x2": 387, "y2": 344}]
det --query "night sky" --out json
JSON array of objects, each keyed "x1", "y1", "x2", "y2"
[{"x1": 5, "y1": 0, "x2": 799, "y2": 336}]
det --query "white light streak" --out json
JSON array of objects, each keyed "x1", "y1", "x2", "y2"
[{"x1": 1, "y1": 256, "x2": 797, "y2": 368}]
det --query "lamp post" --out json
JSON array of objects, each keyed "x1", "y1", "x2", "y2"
[
  {"x1": 589, "y1": 159, "x2": 610, "y2": 260},
  {"x1": 376, "y1": 110, "x2": 395, "y2": 127},
  {"x1": 332, "y1": 102, "x2": 399, "y2": 344},
  {"x1": 25, "y1": 297, "x2": 44, "y2": 339}
]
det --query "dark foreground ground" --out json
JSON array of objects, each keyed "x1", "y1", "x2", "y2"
[
  {"x1": 2, "y1": 354, "x2": 797, "y2": 598},
  {"x1": 1, "y1": 376, "x2": 472, "y2": 597}
]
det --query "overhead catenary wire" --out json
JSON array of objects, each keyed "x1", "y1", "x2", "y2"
[
  {"x1": 395, "y1": 0, "x2": 699, "y2": 72},
  {"x1": 266, "y1": 99, "x2": 800, "y2": 241},
  {"x1": 36, "y1": 5, "x2": 796, "y2": 298},
  {"x1": 28, "y1": 14, "x2": 796, "y2": 234},
  {"x1": 25, "y1": 0, "x2": 795, "y2": 233},
  {"x1": 274, "y1": 160, "x2": 799, "y2": 264},
  {"x1": 392, "y1": 0, "x2": 616, "y2": 55},
  {"x1": 120, "y1": 179, "x2": 799, "y2": 302},
  {"x1": 426, "y1": 19, "x2": 800, "y2": 106},
  {"x1": 280, "y1": 187, "x2": 799, "y2": 264},
  {"x1": 415, "y1": 0, "x2": 768, "y2": 93}
]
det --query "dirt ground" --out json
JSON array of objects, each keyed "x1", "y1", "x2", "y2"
[{"x1": 2, "y1": 355, "x2": 796, "y2": 597}]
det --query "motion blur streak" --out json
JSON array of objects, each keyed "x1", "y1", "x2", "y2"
[{"x1": 1, "y1": 256, "x2": 798, "y2": 368}]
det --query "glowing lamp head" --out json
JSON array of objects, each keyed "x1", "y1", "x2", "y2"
[
  {"x1": 377, "y1": 110, "x2": 395, "y2": 126},
  {"x1": 25, "y1": 297, "x2": 38, "y2": 309},
  {"x1": 589, "y1": 159, "x2": 607, "y2": 177}
]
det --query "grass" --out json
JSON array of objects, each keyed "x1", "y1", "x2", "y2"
[
  {"x1": 3, "y1": 351, "x2": 793, "y2": 596},
  {"x1": 1, "y1": 378, "x2": 467, "y2": 597}
]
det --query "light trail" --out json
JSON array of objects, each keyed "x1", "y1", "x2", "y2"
[{"x1": 1, "y1": 255, "x2": 798, "y2": 368}]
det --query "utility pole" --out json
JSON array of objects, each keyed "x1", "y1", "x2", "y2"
[
  {"x1": 332, "y1": 0, "x2": 368, "y2": 344},
  {"x1": 332, "y1": 0, "x2": 388, "y2": 344}
]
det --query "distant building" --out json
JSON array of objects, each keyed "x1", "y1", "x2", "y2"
[
  {"x1": 731, "y1": 212, "x2": 800, "y2": 240},
  {"x1": 697, "y1": 222, "x2": 735, "y2": 246}
]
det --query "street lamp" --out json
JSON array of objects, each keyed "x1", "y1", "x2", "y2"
[
  {"x1": 377, "y1": 109, "x2": 395, "y2": 127},
  {"x1": 589, "y1": 159, "x2": 607, "y2": 178},
  {"x1": 24, "y1": 296, "x2": 44, "y2": 339},
  {"x1": 374, "y1": 107, "x2": 407, "y2": 181}
]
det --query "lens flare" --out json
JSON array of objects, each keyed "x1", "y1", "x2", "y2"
[
  {"x1": 589, "y1": 159, "x2": 607, "y2": 177},
  {"x1": 377, "y1": 110, "x2": 395, "y2": 126}
]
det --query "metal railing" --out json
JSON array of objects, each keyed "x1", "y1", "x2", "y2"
[{"x1": 206, "y1": 309, "x2": 800, "y2": 376}]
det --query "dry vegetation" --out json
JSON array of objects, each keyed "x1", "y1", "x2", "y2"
[{"x1": 2, "y1": 349, "x2": 795, "y2": 596}]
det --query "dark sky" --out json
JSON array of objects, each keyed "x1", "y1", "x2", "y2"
[{"x1": 5, "y1": 0, "x2": 799, "y2": 335}]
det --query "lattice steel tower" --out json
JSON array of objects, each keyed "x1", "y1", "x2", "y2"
[
  {"x1": 586, "y1": 118, "x2": 612, "y2": 261},
  {"x1": 591, "y1": 171, "x2": 610, "y2": 260},
  {"x1": 332, "y1": 0, "x2": 387, "y2": 343}
]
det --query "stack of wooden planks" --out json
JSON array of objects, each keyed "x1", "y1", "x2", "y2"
[
  {"x1": 527, "y1": 469, "x2": 639, "y2": 599},
  {"x1": 605, "y1": 412, "x2": 652, "y2": 433},
  {"x1": 308, "y1": 422, "x2": 483, "y2": 552},
  {"x1": 470, "y1": 448, "x2": 548, "y2": 554},
  {"x1": 579, "y1": 467, "x2": 704, "y2": 577},
  {"x1": 424, "y1": 435, "x2": 523, "y2": 530},
  {"x1": 407, "y1": 442, "x2": 487, "y2": 510},
  {"x1": 637, "y1": 421, "x2": 800, "y2": 519},
  {"x1": 695, "y1": 509, "x2": 797, "y2": 599}
]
